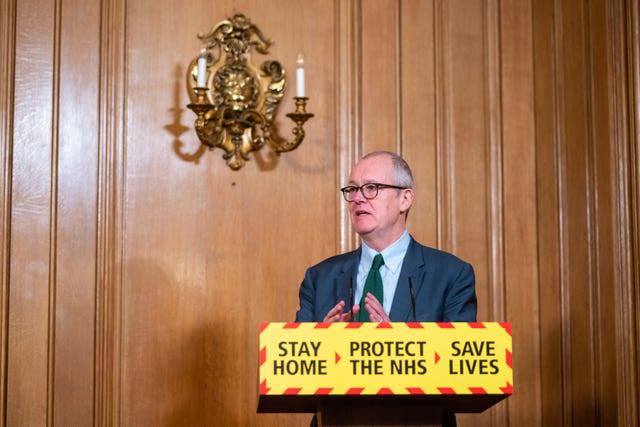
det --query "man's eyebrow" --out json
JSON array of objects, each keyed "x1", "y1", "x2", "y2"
[{"x1": 347, "y1": 178, "x2": 378, "y2": 186}]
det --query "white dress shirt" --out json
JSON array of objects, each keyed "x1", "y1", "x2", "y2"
[{"x1": 355, "y1": 229, "x2": 411, "y2": 314}]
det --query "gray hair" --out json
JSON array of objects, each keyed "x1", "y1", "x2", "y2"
[{"x1": 361, "y1": 151, "x2": 414, "y2": 188}]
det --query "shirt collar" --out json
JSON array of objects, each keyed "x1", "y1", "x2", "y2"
[{"x1": 361, "y1": 229, "x2": 411, "y2": 274}]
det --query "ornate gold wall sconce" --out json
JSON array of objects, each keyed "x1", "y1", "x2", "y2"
[{"x1": 186, "y1": 14, "x2": 313, "y2": 170}]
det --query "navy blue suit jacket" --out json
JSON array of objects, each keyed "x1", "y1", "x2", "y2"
[{"x1": 295, "y1": 237, "x2": 477, "y2": 322}]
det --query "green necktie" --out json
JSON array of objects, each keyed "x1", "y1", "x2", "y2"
[{"x1": 357, "y1": 254, "x2": 385, "y2": 322}]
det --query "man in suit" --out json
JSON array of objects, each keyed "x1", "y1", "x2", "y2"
[
  {"x1": 295, "y1": 151, "x2": 475, "y2": 427},
  {"x1": 295, "y1": 151, "x2": 476, "y2": 324}
]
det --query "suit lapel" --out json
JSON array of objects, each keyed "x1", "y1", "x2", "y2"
[
  {"x1": 389, "y1": 238, "x2": 429, "y2": 321},
  {"x1": 335, "y1": 248, "x2": 360, "y2": 312}
]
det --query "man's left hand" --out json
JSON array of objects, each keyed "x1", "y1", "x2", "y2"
[{"x1": 363, "y1": 293, "x2": 390, "y2": 322}]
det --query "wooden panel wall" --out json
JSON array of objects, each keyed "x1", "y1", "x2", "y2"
[{"x1": 1, "y1": 0, "x2": 638, "y2": 426}]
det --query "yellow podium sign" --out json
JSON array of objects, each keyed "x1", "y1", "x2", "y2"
[{"x1": 259, "y1": 322, "x2": 512, "y2": 396}]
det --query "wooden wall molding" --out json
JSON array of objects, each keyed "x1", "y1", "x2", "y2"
[
  {"x1": 626, "y1": 0, "x2": 640, "y2": 422},
  {"x1": 631, "y1": 0, "x2": 640, "y2": 419},
  {"x1": 483, "y1": 1, "x2": 508, "y2": 423},
  {"x1": 8, "y1": 0, "x2": 58, "y2": 423},
  {"x1": 484, "y1": 0, "x2": 506, "y2": 328},
  {"x1": 94, "y1": 0, "x2": 126, "y2": 424},
  {"x1": 0, "y1": 0, "x2": 16, "y2": 424},
  {"x1": 499, "y1": 2, "x2": 540, "y2": 426},
  {"x1": 336, "y1": 0, "x2": 361, "y2": 253},
  {"x1": 611, "y1": 0, "x2": 640, "y2": 424},
  {"x1": 533, "y1": 0, "x2": 563, "y2": 424},
  {"x1": 555, "y1": 0, "x2": 574, "y2": 421},
  {"x1": 434, "y1": 0, "x2": 450, "y2": 252}
]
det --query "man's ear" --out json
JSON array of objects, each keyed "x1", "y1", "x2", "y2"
[{"x1": 400, "y1": 188, "x2": 414, "y2": 213}]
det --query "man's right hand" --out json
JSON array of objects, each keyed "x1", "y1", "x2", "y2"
[{"x1": 323, "y1": 300, "x2": 360, "y2": 322}]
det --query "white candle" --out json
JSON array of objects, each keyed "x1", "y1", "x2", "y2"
[
  {"x1": 197, "y1": 51, "x2": 207, "y2": 88},
  {"x1": 296, "y1": 53, "x2": 305, "y2": 97}
]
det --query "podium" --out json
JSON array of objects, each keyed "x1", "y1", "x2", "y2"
[{"x1": 257, "y1": 322, "x2": 512, "y2": 427}]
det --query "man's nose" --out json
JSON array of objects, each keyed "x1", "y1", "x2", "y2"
[{"x1": 350, "y1": 188, "x2": 366, "y2": 203}]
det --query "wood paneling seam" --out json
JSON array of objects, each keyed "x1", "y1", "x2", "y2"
[{"x1": 47, "y1": 0, "x2": 63, "y2": 424}]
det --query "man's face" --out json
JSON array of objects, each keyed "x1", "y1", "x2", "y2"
[{"x1": 346, "y1": 155, "x2": 413, "y2": 249}]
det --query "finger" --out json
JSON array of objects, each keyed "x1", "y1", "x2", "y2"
[
  {"x1": 364, "y1": 294, "x2": 383, "y2": 315},
  {"x1": 363, "y1": 301, "x2": 376, "y2": 320},
  {"x1": 323, "y1": 301, "x2": 346, "y2": 323},
  {"x1": 364, "y1": 298, "x2": 389, "y2": 322},
  {"x1": 329, "y1": 301, "x2": 345, "y2": 316},
  {"x1": 323, "y1": 311, "x2": 339, "y2": 322},
  {"x1": 341, "y1": 304, "x2": 360, "y2": 321},
  {"x1": 352, "y1": 304, "x2": 360, "y2": 316},
  {"x1": 365, "y1": 293, "x2": 382, "y2": 308}
]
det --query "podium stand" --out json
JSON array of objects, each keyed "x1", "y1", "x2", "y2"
[
  {"x1": 257, "y1": 322, "x2": 512, "y2": 427},
  {"x1": 318, "y1": 399, "x2": 443, "y2": 427},
  {"x1": 258, "y1": 393, "x2": 508, "y2": 426}
]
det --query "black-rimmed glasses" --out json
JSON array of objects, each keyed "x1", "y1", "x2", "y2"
[{"x1": 340, "y1": 183, "x2": 407, "y2": 202}]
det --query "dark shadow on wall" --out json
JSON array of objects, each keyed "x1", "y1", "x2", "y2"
[{"x1": 165, "y1": 63, "x2": 207, "y2": 164}]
